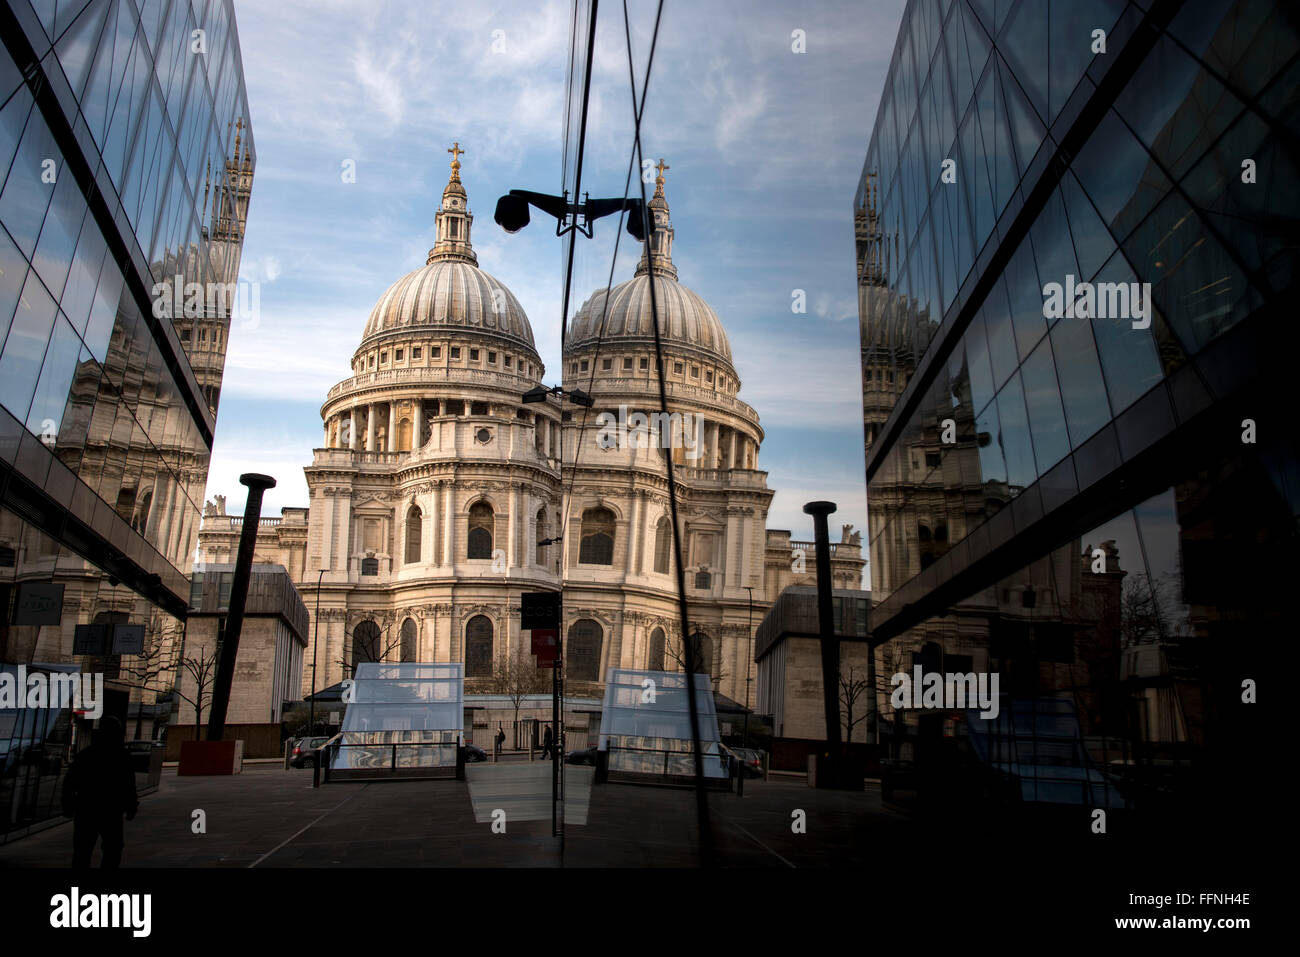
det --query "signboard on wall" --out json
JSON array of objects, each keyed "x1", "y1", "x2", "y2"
[
  {"x1": 110, "y1": 623, "x2": 145, "y2": 655},
  {"x1": 13, "y1": 583, "x2": 64, "y2": 625}
]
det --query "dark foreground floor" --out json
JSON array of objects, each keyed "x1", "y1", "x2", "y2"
[{"x1": 0, "y1": 764, "x2": 909, "y2": 868}]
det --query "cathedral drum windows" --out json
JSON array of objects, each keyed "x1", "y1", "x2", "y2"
[
  {"x1": 579, "y1": 508, "x2": 615, "y2": 565},
  {"x1": 567, "y1": 620, "x2": 603, "y2": 682},
  {"x1": 467, "y1": 501, "x2": 494, "y2": 559},
  {"x1": 465, "y1": 616, "x2": 493, "y2": 677}
]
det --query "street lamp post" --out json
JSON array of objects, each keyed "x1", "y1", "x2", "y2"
[
  {"x1": 524, "y1": 383, "x2": 591, "y2": 840},
  {"x1": 310, "y1": 566, "x2": 326, "y2": 736},
  {"x1": 743, "y1": 585, "x2": 753, "y2": 750}
]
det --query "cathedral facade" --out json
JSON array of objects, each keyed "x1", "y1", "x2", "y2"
[{"x1": 198, "y1": 151, "x2": 864, "y2": 709}]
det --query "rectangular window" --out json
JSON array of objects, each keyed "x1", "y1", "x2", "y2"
[
  {"x1": 690, "y1": 365, "x2": 699, "y2": 377},
  {"x1": 412, "y1": 347, "x2": 421, "y2": 359},
  {"x1": 504, "y1": 356, "x2": 512, "y2": 368},
  {"x1": 488, "y1": 351, "x2": 496, "y2": 363},
  {"x1": 451, "y1": 347, "x2": 461, "y2": 359},
  {"x1": 674, "y1": 362, "x2": 683, "y2": 374},
  {"x1": 470, "y1": 348, "x2": 480, "y2": 361},
  {"x1": 370, "y1": 355, "x2": 376, "y2": 368},
  {"x1": 640, "y1": 357, "x2": 648, "y2": 370},
  {"x1": 380, "y1": 352, "x2": 387, "y2": 362},
  {"x1": 448, "y1": 219, "x2": 459, "y2": 239},
  {"x1": 705, "y1": 370, "x2": 713, "y2": 383},
  {"x1": 623, "y1": 357, "x2": 633, "y2": 370},
  {"x1": 580, "y1": 359, "x2": 589, "y2": 372},
  {"x1": 394, "y1": 349, "x2": 403, "y2": 360},
  {"x1": 432, "y1": 346, "x2": 441, "y2": 358},
  {"x1": 602, "y1": 358, "x2": 612, "y2": 370}
]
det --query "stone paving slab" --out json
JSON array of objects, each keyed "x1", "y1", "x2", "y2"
[{"x1": 466, "y1": 763, "x2": 592, "y2": 825}]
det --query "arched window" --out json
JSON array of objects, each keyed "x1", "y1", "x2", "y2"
[
  {"x1": 396, "y1": 417, "x2": 412, "y2": 451},
  {"x1": 579, "y1": 507, "x2": 615, "y2": 565},
  {"x1": 918, "y1": 524, "x2": 931, "y2": 542},
  {"x1": 465, "y1": 615, "x2": 493, "y2": 677},
  {"x1": 568, "y1": 619, "x2": 602, "y2": 682},
  {"x1": 467, "y1": 501, "x2": 494, "y2": 559},
  {"x1": 132, "y1": 489, "x2": 152, "y2": 534},
  {"x1": 352, "y1": 619, "x2": 382, "y2": 672},
  {"x1": 405, "y1": 505, "x2": 422, "y2": 564},
  {"x1": 653, "y1": 517, "x2": 671, "y2": 574},
  {"x1": 688, "y1": 632, "x2": 714, "y2": 676},
  {"x1": 648, "y1": 627, "x2": 665, "y2": 671},
  {"x1": 400, "y1": 618, "x2": 417, "y2": 662}
]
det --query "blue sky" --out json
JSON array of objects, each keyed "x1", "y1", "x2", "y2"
[{"x1": 213, "y1": 0, "x2": 908, "y2": 588}]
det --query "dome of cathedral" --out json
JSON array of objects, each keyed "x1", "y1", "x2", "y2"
[
  {"x1": 566, "y1": 162, "x2": 732, "y2": 370},
  {"x1": 357, "y1": 144, "x2": 535, "y2": 352},
  {"x1": 361, "y1": 260, "x2": 535, "y2": 349},
  {"x1": 568, "y1": 274, "x2": 732, "y2": 366}
]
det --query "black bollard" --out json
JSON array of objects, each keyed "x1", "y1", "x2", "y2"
[
  {"x1": 207, "y1": 473, "x2": 276, "y2": 741},
  {"x1": 803, "y1": 501, "x2": 843, "y2": 767}
]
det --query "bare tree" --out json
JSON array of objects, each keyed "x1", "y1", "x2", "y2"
[
  {"x1": 175, "y1": 644, "x2": 218, "y2": 741},
  {"x1": 338, "y1": 621, "x2": 403, "y2": 678},
  {"x1": 663, "y1": 630, "x2": 728, "y2": 692},
  {"x1": 491, "y1": 646, "x2": 549, "y2": 746},
  {"x1": 117, "y1": 609, "x2": 175, "y2": 740},
  {"x1": 840, "y1": 663, "x2": 870, "y2": 743}
]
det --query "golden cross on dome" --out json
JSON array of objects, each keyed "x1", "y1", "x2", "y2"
[
  {"x1": 655, "y1": 158, "x2": 669, "y2": 178},
  {"x1": 448, "y1": 142, "x2": 464, "y2": 164}
]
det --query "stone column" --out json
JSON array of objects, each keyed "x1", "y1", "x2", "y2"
[
  {"x1": 388, "y1": 403, "x2": 396, "y2": 452},
  {"x1": 442, "y1": 482, "x2": 454, "y2": 566},
  {"x1": 349, "y1": 409, "x2": 358, "y2": 450},
  {"x1": 415, "y1": 399, "x2": 423, "y2": 449},
  {"x1": 507, "y1": 485, "x2": 518, "y2": 570},
  {"x1": 323, "y1": 420, "x2": 330, "y2": 448},
  {"x1": 424, "y1": 486, "x2": 436, "y2": 565},
  {"x1": 728, "y1": 428, "x2": 737, "y2": 470},
  {"x1": 626, "y1": 490, "x2": 640, "y2": 577},
  {"x1": 320, "y1": 488, "x2": 334, "y2": 574},
  {"x1": 365, "y1": 405, "x2": 375, "y2": 451}
]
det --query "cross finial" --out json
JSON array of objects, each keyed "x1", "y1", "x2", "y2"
[
  {"x1": 655, "y1": 158, "x2": 669, "y2": 179},
  {"x1": 449, "y1": 142, "x2": 464, "y2": 164}
]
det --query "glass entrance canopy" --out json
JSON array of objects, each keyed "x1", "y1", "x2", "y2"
[
  {"x1": 331, "y1": 663, "x2": 463, "y2": 771},
  {"x1": 598, "y1": 669, "x2": 726, "y2": 779}
]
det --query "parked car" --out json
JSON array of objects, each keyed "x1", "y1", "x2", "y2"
[
  {"x1": 290, "y1": 736, "x2": 330, "y2": 768},
  {"x1": 565, "y1": 746, "x2": 598, "y2": 766},
  {"x1": 463, "y1": 744, "x2": 487, "y2": 763}
]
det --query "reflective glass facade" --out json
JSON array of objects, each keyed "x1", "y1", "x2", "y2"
[
  {"x1": 0, "y1": 0, "x2": 253, "y2": 837},
  {"x1": 858, "y1": 0, "x2": 1295, "y2": 830}
]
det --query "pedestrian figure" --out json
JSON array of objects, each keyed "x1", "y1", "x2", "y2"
[
  {"x1": 62, "y1": 717, "x2": 138, "y2": 869},
  {"x1": 495, "y1": 724, "x2": 506, "y2": 755},
  {"x1": 541, "y1": 724, "x2": 555, "y2": 760}
]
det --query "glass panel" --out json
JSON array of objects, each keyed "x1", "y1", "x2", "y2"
[
  {"x1": 1020, "y1": 337, "x2": 1071, "y2": 475},
  {"x1": 1005, "y1": 234, "x2": 1048, "y2": 357},
  {"x1": 1049, "y1": 0, "x2": 1125, "y2": 120},
  {"x1": 1089, "y1": 253, "x2": 1164, "y2": 415},
  {"x1": 982, "y1": 277, "x2": 1018, "y2": 388},
  {"x1": 1059, "y1": 170, "x2": 1116, "y2": 282},
  {"x1": 0, "y1": 272, "x2": 58, "y2": 421},
  {"x1": 1072, "y1": 110, "x2": 1170, "y2": 243},
  {"x1": 25, "y1": 313, "x2": 81, "y2": 440},
  {"x1": 0, "y1": 106, "x2": 58, "y2": 259},
  {"x1": 1049, "y1": 311, "x2": 1110, "y2": 448},
  {"x1": 964, "y1": 308, "x2": 997, "y2": 415},
  {"x1": 999, "y1": 0, "x2": 1049, "y2": 123},
  {"x1": 997, "y1": 371, "x2": 1037, "y2": 488}
]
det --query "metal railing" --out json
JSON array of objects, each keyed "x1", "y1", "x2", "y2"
[{"x1": 314, "y1": 735, "x2": 465, "y2": 785}]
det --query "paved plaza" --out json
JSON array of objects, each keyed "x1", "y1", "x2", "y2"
[{"x1": 0, "y1": 763, "x2": 911, "y2": 868}]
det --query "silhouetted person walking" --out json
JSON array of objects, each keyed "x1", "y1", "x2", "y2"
[
  {"x1": 62, "y1": 717, "x2": 138, "y2": 868},
  {"x1": 541, "y1": 724, "x2": 555, "y2": 760}
]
